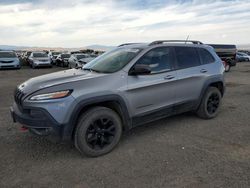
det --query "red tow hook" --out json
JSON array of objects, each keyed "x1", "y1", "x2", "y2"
[{"x1": 20, "y1": 126, "x2": 28, "y2": 132}]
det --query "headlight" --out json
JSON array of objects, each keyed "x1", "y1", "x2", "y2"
[{"x1": 30, "y1": 90, "x2": 72, "y2": 101}]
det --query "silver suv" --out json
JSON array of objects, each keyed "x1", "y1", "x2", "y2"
[{"x1": 10, "y1": 40, "x2": 225, "y2": 157}]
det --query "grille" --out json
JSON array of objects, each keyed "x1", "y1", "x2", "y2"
[
  {"x1": 0, "y1": 60, "x2": 14, "y2": 64},
  {"x1": 14, "y1": 88, "x2": 25, "y2": 106}
]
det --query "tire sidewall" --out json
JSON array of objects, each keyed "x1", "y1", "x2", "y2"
[
  {"x1": 203, "y1": 88, "x2": 222, "y2": 118},
  {"x1": 75, "y1": 107, "x2": 122, "y2": 157}
]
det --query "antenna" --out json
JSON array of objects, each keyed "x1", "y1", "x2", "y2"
[{"x1": 185, "y1": 35, "x2": 190, "y2": 44}]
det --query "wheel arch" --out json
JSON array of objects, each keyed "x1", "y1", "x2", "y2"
[
  {"x1": 196, "y1": 77, "x2": 225, "y2": 110},
  {"x1": 61, "y1": 95, "x2": 132, "y2": 141}
]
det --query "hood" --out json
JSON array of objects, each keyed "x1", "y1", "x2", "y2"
[{"x1": 19, "y1": 68, "x2": 106, "y2": 94}]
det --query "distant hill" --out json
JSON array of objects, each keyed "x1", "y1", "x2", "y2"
[
  {"x1": 86, "y1": 45, "x2": 115, "y2": 51},
  {"x1": 0, "y1": 45, "x2": 28, "y2": 50},
  {"x1": 0, "y1": 44, "x2": 115, "y2": 51},
  {"x1": 237, "y1": 44, "x2": 250, "y2": 50},
  {"x1": 2, "y1": 43, "x2": 248, "y2": 51}
]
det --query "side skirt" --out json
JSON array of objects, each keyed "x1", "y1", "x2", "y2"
[{"x1": 131, "y1": 100, "x2": 198, "y2": 127}]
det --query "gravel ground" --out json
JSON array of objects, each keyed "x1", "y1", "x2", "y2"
[{"x1": 0, "y1": 64, "x2": 250, "y2": 188}]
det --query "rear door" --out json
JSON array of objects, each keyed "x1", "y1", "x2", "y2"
[
  {"x1": 174, "y1": 46, "x2": 207, "y2": 112},
  {"x1": 126, "y1": 47, "x2": 177, "y2": 120}
]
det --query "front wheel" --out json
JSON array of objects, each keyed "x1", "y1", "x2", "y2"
[
  {"x1": 74, "y1": 107, "x2": 123, "y2": 157},
  {"x1": 196, "y1": 87, "x2": 222, "y2": 119}
]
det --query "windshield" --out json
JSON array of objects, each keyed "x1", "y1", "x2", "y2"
[
  {"x1": 33, "y1": 53, "x2": 48, "y2": 58},
  {"x1": 76, "y1": 54, "x2": 87, "y2": 59},
  {"x1": 52, "y1": 52, "x2": 60, "y2": 55},
  {"x1": 83, "y1": 48, "x2": 142, "y2": 73},
  {"x1": 61, "y1": 54, "x2": 70, "y2": 58},
  {"x1": 0, "y1": 52, "x2": 17, "y2": 58}
]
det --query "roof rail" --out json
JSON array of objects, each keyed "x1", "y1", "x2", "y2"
[
  {"x1": 149, "y1": 40, "x2": 203, "y2": 46},
  {"x1": 118, "y1": 43, "x2": 142, "y2": 47}
]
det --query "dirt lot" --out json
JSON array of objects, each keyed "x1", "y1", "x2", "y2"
[{"x1": 0, "y1": 64, "x2": 250, "y2": 188}]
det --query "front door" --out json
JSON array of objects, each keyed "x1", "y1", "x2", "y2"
[{"x1": 125, "y1": 47, "x2": 177, "y2": 125}]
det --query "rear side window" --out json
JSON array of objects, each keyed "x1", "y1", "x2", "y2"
[
  {"x1": 198, "y1": 48, "x2": 215, "y2": 64},
  {"x1": 135, "y1": 47, "x2": 174, "y2": 74},
  {"x1": 175, "y1": 47, "x2": 200, "y2": 69}
]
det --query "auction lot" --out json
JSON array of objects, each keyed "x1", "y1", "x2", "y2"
[{"x1": 0, "y1": 64, "x2": 250, "y2": 187}]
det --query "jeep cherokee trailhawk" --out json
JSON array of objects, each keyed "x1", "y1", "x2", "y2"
[{"x1": 10, "y1": 40, "x2": 225, "y2": 157}]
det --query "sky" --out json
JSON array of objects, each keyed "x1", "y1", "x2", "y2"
[{"x1": 0, "y1": 0, "x2": 249, "y2": 47}]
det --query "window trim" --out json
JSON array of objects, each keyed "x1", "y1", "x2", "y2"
[
  {"x1": 128, "y1": 46, "x2": 176, "y2": 75},
  {"x1": 197, "y1": 48, "x2": 216, "y2": 65}
]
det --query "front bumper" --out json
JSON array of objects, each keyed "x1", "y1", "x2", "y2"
[
  {"x1": 0, "y1": 63, "x2": 20, "y2": 69},
  {"x1": 34, "y1": 62, "x2": 52, "y2": 67},
  {"x1": 10, "y1": 103, "x2": 63, "y2": 141}
]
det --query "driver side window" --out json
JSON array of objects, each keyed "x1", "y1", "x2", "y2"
[{"x1": 135, "y1": 47, "x2": 174, "y2": 74}]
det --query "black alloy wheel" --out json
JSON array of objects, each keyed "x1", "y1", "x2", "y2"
[
  {"x1": 74, "y1": 107, "x2": 122, "y2": 157},
  {"x1": 85, "y1": 117, "x2": 116, "y2": 150},
  {"x1": 207, "y1": 93, "x2": 220, "y2": 115},
  {"x1": 196, "y1": 87, "x2": 222, "y2": 119}
]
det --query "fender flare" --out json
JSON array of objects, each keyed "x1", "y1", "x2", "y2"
[
  {"x1": 196, "y1": 77, "x2": 225, "y2": 109},
  {"x1": 61, "y1": 94, "x2": 132, "y2": 141}
]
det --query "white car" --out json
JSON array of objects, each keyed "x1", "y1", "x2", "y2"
[
  {"x1": 68, "y1": 53, "x2": 96, "y2": 68},
  {"x1": 55, "y1": 53, "x2": 71, "y2": 67},
  {"x1": 28, "y1": 52, "x2": 52, "y2": 69},
  {"x1": 48, "y1": 51, "x2": 61, "y2": 64},
  {"x1": 0, "y1": 51, "x2": 20, "y2": 69},
  {"x1": 236, "y1": 52, "x2": 250, "y2": 62}
]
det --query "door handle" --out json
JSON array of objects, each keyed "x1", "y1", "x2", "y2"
[
  {"x1": 164, "y1": 75, "x2": 175, "y2": 80},
  {"x1": 200, "y1": 69, "x2": 207, "y2": 73}
]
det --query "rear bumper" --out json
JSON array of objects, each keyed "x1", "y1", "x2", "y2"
[{"x1": 10, "y1": 103, "x2": 64, "y2": 142}]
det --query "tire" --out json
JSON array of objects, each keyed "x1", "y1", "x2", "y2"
[
  {"x1": 225, "y1": 62, "x2": 231, "y2": 72},
  {"x1": 74, "y1": 107, "x2": 122, "y2": 157},
  {"x1": 196, "y1": 87, "x2": 222, "y2": 119},
  {"x1": 32, "y1": 63, "x2": 36, "y2": 69}
]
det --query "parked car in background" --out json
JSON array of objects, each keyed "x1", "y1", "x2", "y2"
[
  {"x1": 23, "y1": 51, "x2": 32, "y2": 63},
  {"x1": 55, "y1": 53, "x2": 71, "y2": 67},
  {"x1": 208, "y1": 44, "x2": 237, "y2": 72},
  {"x1": 0, "y1": 51, "x2": 20, "y2": 69},
  {"x1": 68, "y1": 53, "x2": 94, "y2": 68},
  {"x1": 49, "y1": 51, "x2": 61, "y2": 64},
  {"x1": 28, "y1": 52, "x2": 52, "y2": 69},
  {"x1": 236, "y1": 52, "x2": 250, "y2": 62},
  {"x1": 11, "y1": 40, "x2": 225, "y2": 157}
]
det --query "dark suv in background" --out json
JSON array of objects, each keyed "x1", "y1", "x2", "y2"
[{"x1": 11, "y1": 40, "x2": 225, "y2": 157}]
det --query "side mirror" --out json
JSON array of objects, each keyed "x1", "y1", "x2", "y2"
[{"x1": 129, "y1": 64, "x2": 151, "y2": 75}]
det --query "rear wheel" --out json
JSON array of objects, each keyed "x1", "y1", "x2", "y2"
[
  {"x1": 196, "y1": 87, "x2": 222, "y2": 119},
  {"x1": 225, "y1": 62, "x2": 231, "y2": 72},
  {"x1": 74, "y1": 107, "x2": 122, "y2": 157}
]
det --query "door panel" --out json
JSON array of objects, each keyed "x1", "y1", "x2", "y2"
[
  {"x1": 174, "y1": 47, "x2": 207, "y2": 108},
  {"x1": 175, "y1": 65, "x2": 207, "y2": 104},
  {"x1": 125, "y1": 47, "x2": 177, "y2": 117}
]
